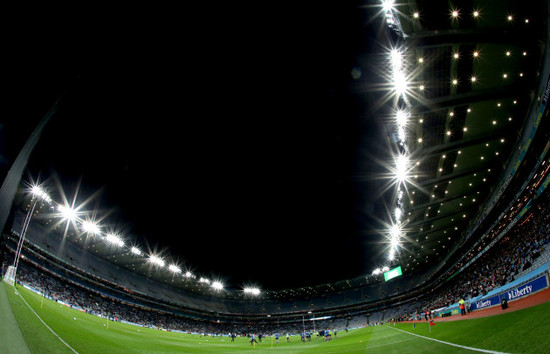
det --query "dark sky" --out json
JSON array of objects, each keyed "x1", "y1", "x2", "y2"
[{"x1": 2, "y1": 2, "x2": 391, "y2": 290}]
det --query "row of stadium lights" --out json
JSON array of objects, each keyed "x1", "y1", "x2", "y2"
[
  {"x1": 24, "y1": 184, "x2": 261, "y2": 296},
  {"x1": 379, "y1": 0, "x2": 410, "y2": 273},
  {"x1": 379, "y1": 1, "x2": 527, "y2": 273},
  {"x1": 383, "y1": 0, "x2": 527, "y2": 25}
]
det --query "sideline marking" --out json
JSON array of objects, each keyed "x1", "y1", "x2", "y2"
[
  {"x1": 16, "y1": 288, "x2": 79, "y2": 354},
  {"x1": 388, "y1": 326, "x2": 509, "y2": 353},
  {"x1": 318, "y1": 330, "x2": 414, "y2": 353},
  {"x1": 364, "y1": 336, "x2": 414, "y2": 349}
]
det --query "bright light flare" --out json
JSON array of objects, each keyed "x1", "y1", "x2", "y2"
[
  {"x1": 199, "y1": 277, "x2": 210, "y2": 284},
  {"x1": 394, "y1": 207, "x2": 402, "y2": 222},
  {"x1": 148, "y1": 254, "x2": 165, "y2": 267},
  {"x1": 372, "y1": 268, "x2": 381, "y2": 275},
  {"x1": 395, "y1": 154, "x2": 409, "y2": 182},
  {"x1": 395, "y1": 110, "x2": 408, "y2": 127},
  {"x1": 390, "y1": 223, "x2": 401, "y2": 238},
  {"x1": 169, "y1": 264, "x2": 181, "y2": 273},
  {"x1": 381, "y1": 0, "x2": 395, "y2": 12},
  {"x1": 244, "y1": 287, "x2": 261, "y2": 295},
  {"x1": 130, "y1": 246, "x2": 142, "y2": 256},
  {"x1": 212, "y1": 281, "x2": 224, "y2": 290},
  {"x1": 388, "y1": 48, "x2": 410, "y2": 98},
  {"x1": 31, "y1": 185, "x2": 52, "y2": 203},
  {"x1": 393, "y1": 69, "x2": 408, "y2": 96},
  {"x1": 105, "y1": 233, "x2": 124, "y2": 247},
  {"x1": 82, "y1": 220, "x2": 100, "y2": 235},
  {"x1": 57, "y1": 204, "x2": 77, "y2": 222}
]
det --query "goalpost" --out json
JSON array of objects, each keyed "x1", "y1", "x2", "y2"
[{"x1": 3, "y1": 265, "x2": 16, "y2": 286}]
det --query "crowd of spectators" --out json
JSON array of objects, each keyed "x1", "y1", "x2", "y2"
[
  {"x1": 4, "y1": 258, "x2": 341, "y2": 336},
  {"x1": 394, "y1": 196, "x2": 550, "y2": 321},
  {"x1": 4, "y1": 193, "x2": 550, "y2": 332}
]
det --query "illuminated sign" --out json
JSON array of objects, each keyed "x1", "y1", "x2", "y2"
[{"x1": 383, "y1": 266, "x2": 402, "y2": 282}]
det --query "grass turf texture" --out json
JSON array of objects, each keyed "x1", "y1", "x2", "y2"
[{"x1": 4, "y1": 282, "x2": 550, "y2": 353}]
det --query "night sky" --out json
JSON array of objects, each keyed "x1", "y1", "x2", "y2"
[{"x1": 2, "y1": 2, "x2": 392, "y2": 290}]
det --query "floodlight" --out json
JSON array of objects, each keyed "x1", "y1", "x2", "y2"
[
  {"x1": 184, "y1": 271, "x2": 194, "y2": 278},
  {"x1": 389, "y1": 49, "x2": 403, "y2": 70},
  {"x1": 57, "y1": 204, "x2": 77, "y2": 222},
  {"x1": 82, "y1": 220, "x2": 100, "y2": 235},
  {"x1": 130, "y1": 246, "x2": 142, "y2": 256},
  {"x1": 105, "y1": 233, "x2": 124, "y2": 247},
  {"x1": 169, "y1": 264, "x2": 181, "y2": 273},
  {"x1": 395, "y1": 154, "x2": 409, "y2": 182},
  {"x1": 212, "y1": 281, "x2": 223, "y2": 290},
  {"x1": 372, "y1": 268, "x2": 381, "y2": 275},
  {"x1": 148, "y1": 254, "x2": 165, "y2": 267},
  {"x1": 31, "y1": 185, "x2": 52, "y2": 203},
  {"x1": 382, "y1": 266, "x2": 390, "y2": 272},
  {"x1": 395, "y1": 110, "x2": 408, "y2": 127},
  {"x1": 199, "y1": 277, "x2": 210, "y2": 284},
  {"x1": 394, "y1": 207, "x2": 402, "y2": 221},
  {"x1": 390, "y1": 223, "x2": 401, "y2": 238},
  {"x1": 397, "y1": 126, "x2": 406, "y2": 142},
  {"x1": 381, "y1": 0, "x2": 395, "y2": 13},
  {"x1": 393, "y1": 70, "x2": 408, "y2": 96},
  {"x1": 244, "y1": 287, "x2": 261, "y2": 295}
]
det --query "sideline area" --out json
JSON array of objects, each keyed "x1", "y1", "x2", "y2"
[
  {"x1": 411, "y1": 287, "x2": 550, "y2": 324},
  {"x1": 0, "y1": 282, "x2": 30, "y2": 354}
]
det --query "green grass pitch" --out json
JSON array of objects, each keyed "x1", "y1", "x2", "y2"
[{"x1": 4, "y1": 282, "x2": 550, "y2": 353}]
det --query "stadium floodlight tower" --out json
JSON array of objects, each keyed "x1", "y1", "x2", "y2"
[{"x1": 5, "y1": 185, "x2": 52, "y2": 286}]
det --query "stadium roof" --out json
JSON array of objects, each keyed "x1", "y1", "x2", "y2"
[{"x1": 3, "y1": 0, "x2": 550, "y2": 295}]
